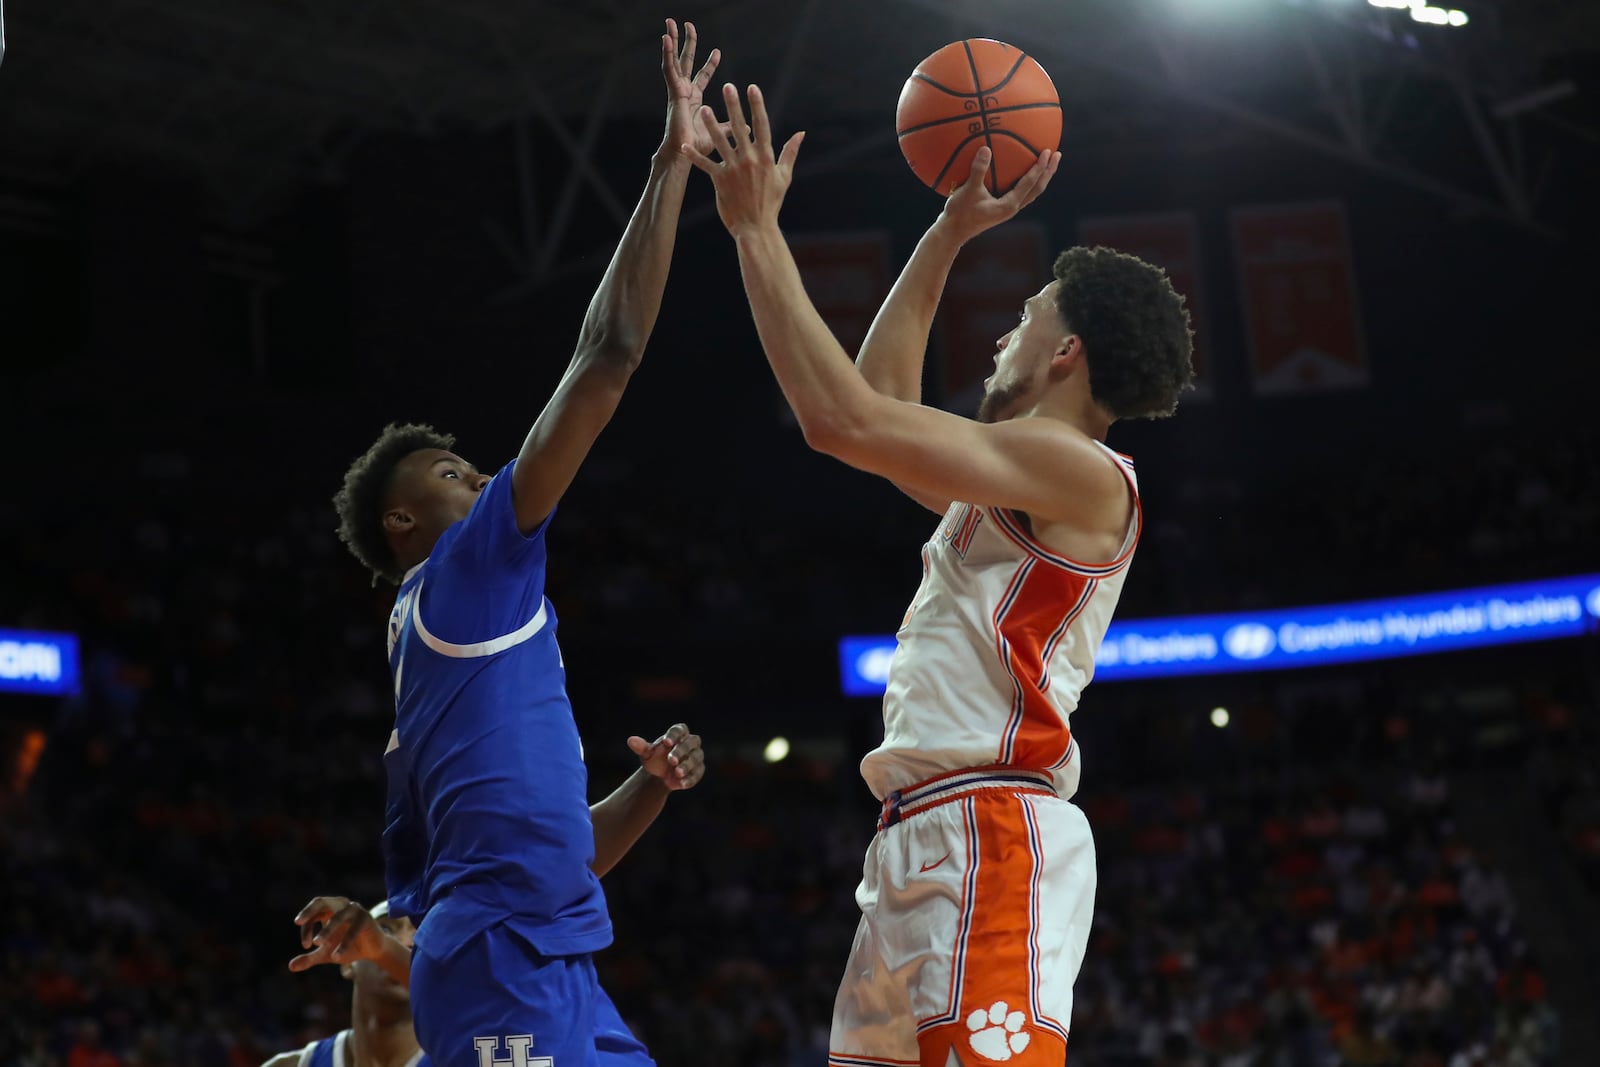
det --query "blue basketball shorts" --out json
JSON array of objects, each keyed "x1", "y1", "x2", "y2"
[{"x1": 410, "y1": 924, "x2": 654, "y2": 1067}]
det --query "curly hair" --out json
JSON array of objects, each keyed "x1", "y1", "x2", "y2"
[
  {"x1": 333, "y1": 422, "x2": 456, "y2": 585},
  {"x1": 1052, "y1": 246, "x2": 1195, "y2": 419}
]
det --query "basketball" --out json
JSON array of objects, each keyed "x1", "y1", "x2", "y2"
[{"x1": 895, "y1": 39, "x2": 1062, "y2": 197}]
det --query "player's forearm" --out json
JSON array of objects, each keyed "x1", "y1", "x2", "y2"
[
  {"x1": 373, "y1": 933, "x2": 414, "y2": 989},
  {"x1": 573, "y1": 151, "x2": 693, "y2": 369},
  {"x1": 589, "y1": 768, "x2": 670, "y2": 878},
  {"x1": 733, "y1": 225, "x2": 883, "y2": 449},
  {"x1": 855, "y1": 220, "x2": 966, "y2": 402}
]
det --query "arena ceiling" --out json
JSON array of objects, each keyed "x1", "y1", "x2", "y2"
[{"x1": 1, "y1": 0, "x2": 1596, "y2": 266}]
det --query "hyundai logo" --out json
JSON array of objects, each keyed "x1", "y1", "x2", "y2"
[{"x1": 1223, "y1": 622, "x2": 1277, "y2": 660}]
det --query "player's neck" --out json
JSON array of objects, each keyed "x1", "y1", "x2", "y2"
[
  {"x1": 1025, "y1": 389, "x2": 1114, "y2": 441},
  {"x1": 347, "y1": 993, "x2": 421, "y2": 1067},
  {"x1": 390, "y1": 529, "x2": 443, "y2": 579}
]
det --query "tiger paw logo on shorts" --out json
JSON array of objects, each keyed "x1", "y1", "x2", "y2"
[{"x1": 965, "y1": 1001, "x2": 1031, "y2": 1061}]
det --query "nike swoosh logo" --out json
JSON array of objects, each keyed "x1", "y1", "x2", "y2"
[{"x1": 919, "y1": 852, "x2": 953, "y2": 873}]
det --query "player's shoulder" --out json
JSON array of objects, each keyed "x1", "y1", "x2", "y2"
[{"x1": 259, "y1": 1049, "x2": 309, "y2": 1067}]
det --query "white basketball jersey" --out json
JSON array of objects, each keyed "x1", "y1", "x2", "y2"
[{"x1": 861, "y1": 443, "x2": 1140, "y2": 802}]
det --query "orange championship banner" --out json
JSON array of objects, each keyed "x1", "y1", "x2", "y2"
[
  {"x1": 1230, "y1": 201, "x2": 1368, "y2": 394},
  {"x1": 1077, "y1": 212, "x2": 1211, "y2": 399},
  {"x1": 937, "y1": 222, "x2": 1049, "y2": 412}
]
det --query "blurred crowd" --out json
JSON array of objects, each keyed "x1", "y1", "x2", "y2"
[
  {"x1": 4, "y1": 679, "x2": 1586, "y2": 1067},
  {"x1": 0, "y1": 421, "x2": 1595, "y2": 1067}
]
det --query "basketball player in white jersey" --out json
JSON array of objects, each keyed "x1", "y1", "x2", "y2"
[{"x1": 684, "y1": 86, "x2": 1194, "y2": 1066}]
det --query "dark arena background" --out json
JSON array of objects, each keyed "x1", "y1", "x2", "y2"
[{"x1": 2, "y1": 1, "x2": 1599, "y2": 1065}]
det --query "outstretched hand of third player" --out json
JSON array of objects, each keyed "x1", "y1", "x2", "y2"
[
  {"x1": 289, "y1": 896, "x2": 391, "y2": 971},
  {"x1": 682, "y1": 83, "x2": 805, "y2": 237}
]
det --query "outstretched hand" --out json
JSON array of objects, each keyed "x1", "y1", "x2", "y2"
[
  {"x1": 681, "y1": 83, "x2": 805, "y2": 236},
  {"x1": 937, "y1": 147, "x2": 1062, "y2": 244},
  {"x1": 627, "y1": 723, "x2": 705, "y2": 791},
  {"x1": 288, "y1": 897, "x2": 387, "y2": 972},
  {"x1": 662, "y1": 19, "x2": 727, "y2": 158}
]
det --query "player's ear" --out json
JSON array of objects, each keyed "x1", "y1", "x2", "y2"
[
  {"x1": 1049, "y1": 334, "x2": 1083, "y2": 376},
  {"x1": 383, "y1": 507, "x2": 414, "y2": 535}
]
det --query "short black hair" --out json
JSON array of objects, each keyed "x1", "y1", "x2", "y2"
[
  {"x1": 1052, "y1": 246, "x2": 1195, "y2": 419},
  {"x1": 333, "y1": 422, "x2": 456, "y2": 585}
]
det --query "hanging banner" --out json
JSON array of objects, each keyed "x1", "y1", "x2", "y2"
[
  {"x1": 1077, "y1": 212, "x2": 1210, "y2": 398},
  {"x1": 938, "y1": 223, "x2": 1048, "y2": 412},
  {"x1": 1230, "y1": 201, "x2": 1367, "y2": 394},
  {"x1": 789, "y1": 231, "x2": 893, "y2": 425},
  {"x1": 791, "y1": 231, "x2": 892, "y2": 357}
]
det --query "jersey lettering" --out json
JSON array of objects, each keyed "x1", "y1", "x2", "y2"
[{"x1": 473, "y1": 1036, "x2": 552, "y2": 1067}]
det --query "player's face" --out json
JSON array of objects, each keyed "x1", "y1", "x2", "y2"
[
  {"x1": 979, "y1": 282, "x2": 1070, "y2": 424},
  {"x1": 386, "y1": 449, "x2": 489, "y2": 543}
]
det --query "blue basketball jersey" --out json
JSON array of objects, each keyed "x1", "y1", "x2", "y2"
[
  {"x1": 295, "y1": 1031, "x2": 427, "y2": 1067},
  {"x1": 298, "y1": 1031, "x2": 346, "y2": 1067},
  {"x1": 382, "y1": 461, "x2": 610, "y2": 960}
]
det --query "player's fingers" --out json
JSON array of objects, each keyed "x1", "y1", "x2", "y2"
[
  {"x1": 746, "y1": 85, "x2": 772, "y2": 150},
  {"x1": 678, "y1": 20, "x2": 697, "y2": 74},
  {"x1": 627, "y1": 735, "x2": 653, "y2": 756},
  {"x1": 1021, "y1": 150, "x2": 1058, "y2": 204},
  {"x1": 322, "y1": 912, "x2": 368, "y2": 961},
  {"x1": 694, "y1": 48, "x2": 721, "y2": 90},
  {"x1": 964, "y1": 146, "x2": 993, "y2": 189},
  {"x1": 312, "y1": 909, "x2": 360, "y2": 950},
  {"x1": 722, "y1": 83, "x2": 751, "y2": 149},
  {"x1": 680, "y1": 141, "x2": 719, "y2": 174},
  {"x1": 674, "y1": 748, "x2": 705, "y2": 785},
  {"x1": 777, "y1": 130, "x2": 806, "y2": 172},
  {"x1": 294, "y1": 896, "x2": 344, "y2": 925},
  {"x1": 664, "y1": 723, "x2": 690, "y2": 745},
  {"x1": 288, "y1": 944, "x2": 335, "y2": 972},
  {"x1": 1035, "y1": 150, "x2": 1062, "y2": 192},
  {"x1": 682, "y1": 756, "x2": 707, "y2": 788},
  {"x1": 697, "y1": 105, "x2": 730, "y2": 158},
  {"x1": 1001, "y1": 151, "x2": 1050, "y2": 208}
]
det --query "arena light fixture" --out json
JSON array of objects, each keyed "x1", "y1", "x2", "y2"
[
  {"x1": 1366, "y1": 0, "x2": 1468, "y2": 27},
  {"x1": 1210, "y1": 707, "x2": 1231, "y2": 729},
  {"x1": 763, "y1": 736, "x2": 791, "y2": 764}
]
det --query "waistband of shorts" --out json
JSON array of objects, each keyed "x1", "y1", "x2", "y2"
[{"x1": 877, "y1": 766, "x2": 1057, "y2": 831}]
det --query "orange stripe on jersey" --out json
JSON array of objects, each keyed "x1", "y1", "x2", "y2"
[
  {"x1": 914, "y1": 794, "x2": 1069, "y2": 1067},
  {"x1": 992, "y1": 560, "x2": 1094, "y2": 769}
]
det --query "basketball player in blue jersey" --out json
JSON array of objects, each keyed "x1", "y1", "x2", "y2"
[
  {"x1": 262, "y1": 901, "x2": 426, "y2": 1067},
  {"x1": 329, "y1": 18, "x2": 724, "y2": 1067}
]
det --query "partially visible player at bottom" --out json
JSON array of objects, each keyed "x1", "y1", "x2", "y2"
[
  {"x1": 684, "y1": 86, "x2": 1194, "y2": 1065},
  {"x1": 272, "y1": 726, "x2": 706, "y2": 1067},
  {"x1": 261, "y1": 901, "x2": 425, "y2": 1067}
]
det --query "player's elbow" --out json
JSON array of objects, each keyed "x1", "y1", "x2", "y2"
[
  {"x1": 856, "y1": 366, "x2": 919, "y2": 405},
  {"x1": 799, "y1": 408, "x2": 870, "y2": 463},
  {"x1": 574, "y1": 330, "x2": 645, "y2": 378}
]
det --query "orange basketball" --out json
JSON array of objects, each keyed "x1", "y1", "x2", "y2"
[{"x1": 896, "y1": 39, "x2": 1061, "y2": 196}]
